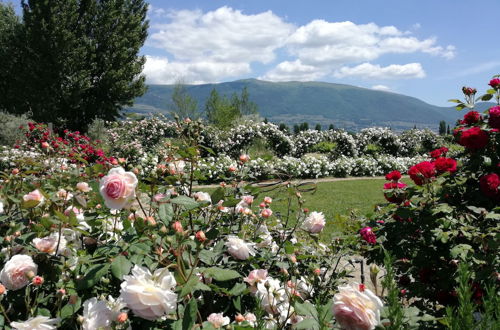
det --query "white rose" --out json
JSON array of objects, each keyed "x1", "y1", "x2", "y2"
[
  {"x1": 10, "y1": 316, "x2": 60, "y2": 330},
  {"x1": 119, "y1": 265, "x2": 177, "y2": 320},
  {"x1": 0, "y1": 201, "x2": 4, "y2": 214},
  {"x1": 225, "y1": 236, "x2": 256, "y2": 260},
  {"x1": 333, "y1": 283, "x2": 383, "y2": 330},
  {"x1": 207, "y1": 313, "x2": 230, "y2": 328},
  {"x1": 0, "y1": 254, "x2": 38, "y2": 290},
  {"x1": 82, "y1": 296, "x2": 127, "y2": 330},
  {"x1": 99, "y1": 167, "x2": 138, "y2": 210},
  {"x1": 193, "y1": 191, "x2": 211, "y2": 203},
  {"x1": 303, "y1": 211, "x2": 326, "y2": 233},
  {"x1": 76, "y1": 182, "x2": 92, "y2": 192},
  {"x1": 32, "y1": 233, "x2": 67, "y2": 255}
]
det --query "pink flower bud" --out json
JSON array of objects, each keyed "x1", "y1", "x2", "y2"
[
  {"x1": 264, "y1": 196, "x2": 272, "y2": 204},
  {"x1": 41, "y1": 142, "x2": 49, "y2": 149},
  {"x1": 11, "y1": 168, "x2": 19, "y2": 175},
  {"x1": 260, "y1": 208, "x2": 273, "y2": 218},
  {"x1": 32, "y1": 276, "x2": 44, "y2": 286},
  {"x1": 172, "y1": 221, "x2": 183, "y2": 233},
  {"x1": 196, "y1": 231, "x2": 207, "y2": 242},
  {"x1": 0, "y1": 284, "x2": 5, "y2": 295},
  {"x1": 239, "y1": 154, "x2": 250, "y2": 163},
  {"x1": 235, "y1": 314, "x2": 245, "y2": 323},
  {"x1": 117, "y1": 312, "x2": 128, "y2": 323}
]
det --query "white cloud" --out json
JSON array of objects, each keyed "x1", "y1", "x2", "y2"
[
  {"x1": 286, "y1": 20, "x2": 455, "y2": 66},
  {"x1": 144, "y1": 6, "x2": 455, "y2": 83},
  {"x1": 372, "y1": 85, "x2": 392, "y2": 92},
  {"x1": 260, "y1": 60, "x2": 325, "y2": 81},
  {"x1": 149, "y1": 6, "x2": 294, "y2": 63},
  {"x1": 143, "y1": 56, "x2": 250, "y2": 84},
  {"x1": 333, "y1": 63, "x2": 426, "y2": 79}
]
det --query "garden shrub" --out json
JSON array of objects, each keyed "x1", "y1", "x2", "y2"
[
  {"x1": 361, "y1": 79, "x2": 500, "y2": 320},
  {"x1": 0, "y1": 112, "x2": 30, "y2": 146}
]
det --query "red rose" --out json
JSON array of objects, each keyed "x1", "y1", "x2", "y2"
[
  {"x1": 385, "y1": 170, "x2": 402, "y2": 181},
  {"x1": 488, "y1": 106, "x2": 500, "y2": 129},
  {"x1": 489, "y1": 78, "x2": 500, "y2": 90},
  {"x1": 408, "y1": 161, "x2": 436, "y2": 185},
  {"x1": 459, "y1": 127, "x2": 489, "y2": 150},
  {"x1": 433, "y1": 157, "x2": 457, "y2": 174},
  {"x1": 383, "y1": 182, "x2": 407, "y2": 203},
  {"x1": 429, "y1": 147, "x2": 449, "y2": 159},
  {"x1": 461, "y1": 111, "x2": 481, "y2": 126},
  {"x1": 359, "y1": 227, "x2": 376, "y2": 244},
  {"x1": 462, "y1": 86, "x2": 476, "y2": 96},
  {"x1": 480, "y1": 173, "x2": 500, "y2": 198}
]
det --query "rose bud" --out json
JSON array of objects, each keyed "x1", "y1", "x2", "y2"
[
  {"x1": 0, "y1": 284, "x2": 5, "y2": 295},
  {"x1": 259, "y1": 202, "x2": 266, "y2": 208},
  {"x1": 41, "y1": 142, "x2": 50, "y2": 149},
  {"x1": 32, "y1": 276, "x2": 44, "y2": 286},
  {"x1": 57, "y1": 288, "x2": 66, "y2": 297},
  {"x1": 260, "y1": 208, "x2": 273, "y2": 218},
  {"x1": 239, "y1": 154, "x2": 250, "y2": 163},
  {"x1": 228, "y1": 166, "x2": 237, "y2": 172},
  {"x1": 195, "y1": 231, "x2": 207, "y2": 243},
  {"x1": 264, "y1": 196, "x2": 272, "y2": 204},
  {"x1": 146, "y1": 216, "x2": 156, "y2": 226},
  {"x1": 172, "y1": 221, "x2": 183, "y2": 233},
  {"x1": 11, "y1": 168, "x2": 19, "y2": 175},
  {"x1": 235, "y1": 314, "x2": 245, "y2": 323},
  {"x1": 117, "y1": 312, "x2": 128, "y2": 323},
  {"x1": 313, "y1": 268, "x2": 321, "y2": 276}
]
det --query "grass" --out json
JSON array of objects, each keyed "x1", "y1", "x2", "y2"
[{"x1": 200, "y1": 178, "x2": 387, "y2": 241}]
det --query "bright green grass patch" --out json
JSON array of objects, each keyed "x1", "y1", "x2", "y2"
[{"x1": 201, "y1": 178, "x2": 388, "y2": 241}]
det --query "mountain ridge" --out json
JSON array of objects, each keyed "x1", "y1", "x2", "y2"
[{"x1": 127, "y1": 79, "x2": 490, "y2": 131}]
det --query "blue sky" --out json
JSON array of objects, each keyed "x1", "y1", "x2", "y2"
[{"x1": 142, "y1": 0, "x2": 500, "y2": 106}]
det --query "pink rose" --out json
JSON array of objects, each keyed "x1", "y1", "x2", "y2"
[
  {"x1": 244, "y1": 269, "x2": 268, "y2": 286},
  {"x1": 303, "y1": 211, "x2": 326, "y2": 233},
  {"x1": 333, "y1": 283, "x2": 383, "y2": 330},
  {"x1": 99, "y1": 167, "x2": 138, "y2": 210},
  {"x1": 23, "y1": 189, "x2": 44, "y2": 206},
  {"x1": 0, "y1": 255, "x2": 38, "y2": 290},
  {"x1": 260, "y1": 208, "x2": 273, "y2": 218},
  {"x1": 76, "y1": 182, "x2": 92, "y2": 192}
]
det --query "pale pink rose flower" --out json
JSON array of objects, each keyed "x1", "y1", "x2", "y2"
[
  {"x1": 32, "y1": 233, "x2": 67, "y2": 255},
  {"x1": 76, "y1": 182, "x2": 92, "y2": 192},
  {"x1": 225, "y1": 236, "x2": 256, "y2": 260},
  {"x1": 244, "y1": 313, "x2": 256, "y2": 326},
  {"x1": 244, "y1": 269, "x2": 268, "y2": 286},
  {"x1": 264, "y1": 196, "x2": 273, "y2": 204},
  {"x1": 303, "y1": 211, "x2": 326, "y2": 233},
  {"x1": 64, "y1": 206, "x2": 85, "y2": 221},
  {"x1": 10, "y1": 315, "x2": 59, "y2": 330},
  {"x1": 242, "y1": 195, "x2": 254, "y2": 205},
  {"x1": 0, "y1": 255, "x2": 38, "y2": 290},
  {"x1": 57, "y1": 189, "x2": 73, "y2": 201},
  {"x1": 168, "y1": 160, "x2": 185, "y2": 175},
  {"x1": 23, "y1": 189, "x2": 44, "y2": 205},
  {"x1": 260, "y1": 208, "x2": 273, "y2": 218},
  {"x1": 99, "y1": 167, "x2": 138, "y2": 210},
  {"x1": 333, "y1": 283, "x2": 383, "y2": 330},
  {"x1": 207, "y1": 313, "x2": 230, "y2": 328},
  {"x1": 193, "y1": 192, "x2": 211, "y2": 203},
  {"x1": 239, "y1": 154, "x2": 250, "y2": 163}
]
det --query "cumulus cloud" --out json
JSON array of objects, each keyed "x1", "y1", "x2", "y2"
[
  {"x1": 286, "y1": 20, "x2": 455, "y2": 66},
  {"x1": 333, "y1": 63, "x2": 426, "y2": 79},
  {"x1": 149, "y1": 6, "x2": 294, "y2": 63},
  {"x1": 144, "y1": 6, "x2": 454, "y2": 83},
  {"x1": 143, "y1": 56, "x2": 250, "y2": 84},
  {"x1": 260, "y1": 60, "x2": 325, "y2": 81},
  {"x1": 372, "y1": 85, "x2": 392, "y2": 92}
]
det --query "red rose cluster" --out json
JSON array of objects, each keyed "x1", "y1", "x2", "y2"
[
  {"x1": 359, "y1": 227, "x2": 376, "y2": 244},
  {"x1": 489, "y1": 78, "x2": 500, "y2": 90},
  {"x1": 20, "y1": 122, "x2": 114, "y2": 166},
  {"x1": 462, "y1": 86, "x2": 477, "y2": 96},
  {"x1": 383, "y1": 170, "x2": 407, "y2": 203},
  {"x1": 480, "y1": 173, "x2": 500, "y2": 199},
  {"x1": 408, "y1": 161, "x2": 436, "y2": 185},
  {"x1": 488, "y1": 106, "x2": 500, "y2": 129}
]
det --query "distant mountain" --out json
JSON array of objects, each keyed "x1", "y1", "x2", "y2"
[{"x1": 127, "y1": 79, "x2": 493, "y2": 131}]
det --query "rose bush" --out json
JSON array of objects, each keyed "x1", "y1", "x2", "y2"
[{"x1": 361, "y1": 78, "x2": 500, "y2": 318}]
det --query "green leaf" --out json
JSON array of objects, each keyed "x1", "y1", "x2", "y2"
[
  {"x1": 294, "y1": 318, "x2": 319, "y2": 330},
  {"x1": 228, "y1": 282, "x2": 247, "y2": 296},
  {"x1": 450, "y1": 244, "x2": 473, "y2": 260},
  {"x1": 170, "y1": 196, "x2": 199, "y2": 210},
  {"x1": 76, "y1": 264, "x2": 109, "y2": 289},
  {"x1": 295, "y1": 301, "x2": 318, "y2": 319},
  {"x1": 480, "y1": 94, "x2": 493, "y2": 101},
  {"x1": 158, "y1": 203, "x2": 174, "y2": 224},
  {"x1": 203, "y1": 267, "x2": 241, "y2": 281},
  {"x1": 284, "y1": 241, "x2": 295, "y2": 254},
  {"x1": 210, "y1": 187, "x2": 225, "y2": 205},
  {"x1": 182, "y1": 298, "x2": 198, "y2": 330},
  {"x1": 110, "y1": 255, "x2": 132, "y2": 280},
  {"x1": 180, "y1": 276, "x2": 201, "y2": 298},
  {"x1": 60, "y1": 297, "x2": 81, "y2": 319},
  {"x1": 447, "y1": 99, "x2": 463, "y2": 103}
]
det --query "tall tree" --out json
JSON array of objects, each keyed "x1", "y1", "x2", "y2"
[
  {"x1": 315, "y1": 123, "x2": 322, "y2": 131},
  {"x1": 169, "y1": 81, "x2": 199, "y2": 120},
  {"x1": 238, "y1": 86, "x2": 258, "y2": 116},
  {"x1": 438, "y1": 120, "x2": 447, "y2": 135},
  {"x1": 205, "y1": 88, "x2": 240, "y2": 128},
  {"x1": 0, "y1": 2, "x2": 24, "y2": 114},
  {"x1": 15, "y1": 0, "x2": 148, "y2": 130}
]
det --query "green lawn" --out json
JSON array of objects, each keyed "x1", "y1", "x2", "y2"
[{"x1": 201, "y1": 178, "x2": 387, "y2": 240}]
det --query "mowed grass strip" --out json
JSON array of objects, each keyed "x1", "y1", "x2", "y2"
[{"x1": 200, "y1": 178, "x2": 388, "y2": 240}]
